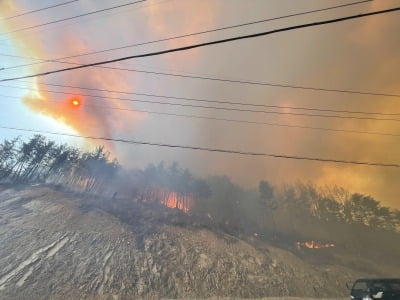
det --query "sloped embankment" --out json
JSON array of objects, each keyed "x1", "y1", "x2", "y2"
[{"x1": 0, "y1": 186, "x2": 362, "y2": 299}]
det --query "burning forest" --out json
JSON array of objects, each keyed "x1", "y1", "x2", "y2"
[
  {"x1": 1, "y1": 135, "x2": 400, "y2": 262},
  {"x1": 1, "y1": 135, "x2": 400, "y2": 298}
]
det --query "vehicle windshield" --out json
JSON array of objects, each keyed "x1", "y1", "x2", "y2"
[
  {"x1": 353, "y1": 281, "x2": 368, "y2": 292},
  {"x1": 371, "y1": 282, "x2": 390, "y2": 292}
]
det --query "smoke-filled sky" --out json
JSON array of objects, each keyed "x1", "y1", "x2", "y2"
[{"x1": 0, "y1": 0, "x2": 399, "y2": 207}]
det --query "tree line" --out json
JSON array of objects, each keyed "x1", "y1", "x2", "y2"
[{"x1": 0, "y1": 135, "x2": 118, "y2": 194}]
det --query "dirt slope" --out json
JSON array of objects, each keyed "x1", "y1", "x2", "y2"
[{"x1": 0, "y1": 186, "x2": 362, "y2": 299}]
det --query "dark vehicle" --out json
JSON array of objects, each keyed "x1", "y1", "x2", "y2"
[{"x1": 350, "y1": 279, "x2": 400, "y2": 300}]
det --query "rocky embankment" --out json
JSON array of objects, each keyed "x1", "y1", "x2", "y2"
[{"x1": 0, "y1": 185, "x2": 362, "y2": 299}]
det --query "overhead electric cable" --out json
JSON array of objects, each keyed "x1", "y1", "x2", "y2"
[
  {"x1": 2, "y1": 55, "x2": 399, "y2": 98},
  {"x1": 1, "y1": 0, "x2": 372, "y2": 70},
  {"x1": 2, "y1": 94, "x2": 399, "y2": 138},
  {"x1": 5, "y1": 62, "x2": 399, "y2": 99},
  {"x1": 1, "y1": 84, "x2": 400, "y2": 122},
  {"x1": 0, "y1": 0, "x2": 172, "y2": 46},
  {"x1": 1, "y1": 7, "x2": 399, "y2": 83},
  {"x1": 0, "y1": 125, "x2": 399, "y2": 168},
  {"x1": 1, "y1": 82, "x2": 400, "y2": 117},
  {"x1": 0, "y1": 0, "x2": 80, "y2": 20},
  {"x1": 0, "y1": 0, "x2": 146, "y2": 36}
]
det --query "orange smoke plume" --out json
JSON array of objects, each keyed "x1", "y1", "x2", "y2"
[{"x1": 0, "y1": 2, "x2": 143, "y2": 151}]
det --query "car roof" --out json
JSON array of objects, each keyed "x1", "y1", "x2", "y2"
[{"x1": 355, "y1": 279, "x2": 400, "y2": 282}]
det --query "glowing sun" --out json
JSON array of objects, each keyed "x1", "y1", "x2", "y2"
[{"x1": 71, "y1": 98, "x2": 80, "y2": 107}]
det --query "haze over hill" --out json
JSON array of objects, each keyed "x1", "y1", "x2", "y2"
[{"x1": 0, "y1": 135, "x2": 400, "y2": 298}]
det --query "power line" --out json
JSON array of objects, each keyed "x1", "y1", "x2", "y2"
[
  {"x1": 1, "y1": 0, "x2": 372, "y2": 70},
  {"x1": 2, "y1": 3, "x2": 399, "y2": 100},
  {"x1": 0, "y1": 0, "x2": 146, "y2": 36},
  {"x1": 3, "y1": 56, "x2": 400, "y2": 99},
  {"x1": 2, "y1": 84, "x2": 400, "y2": 122},
  {"x1": 0, "y1": 0, "x2": 172, "y2": 45},
  {"x1": 2, "y1": 93, "x2": 399, "y2": 139},
  {"x1": 1, "y1": 4, "x2": 399, "y2": 99},
  {"x1": 1, "y1": 7, "x2": 399, "y2": 83},
  {"x1": 0, "y1": 125, "x2": 399, "y2": 168},
  {"x1": 0, "y1": 0, "x2": 80, "y2": 20},
  {"x1": 3, "y1": 82, "x2": 400, "y2": 116}
]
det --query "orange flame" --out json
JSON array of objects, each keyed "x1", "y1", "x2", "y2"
[
  {"x1": 162, "y1": 192, "x2": 191, "y2": 212},
  {"x1": 295, "y1": 241, "x2": 335, "y2": 250}
]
